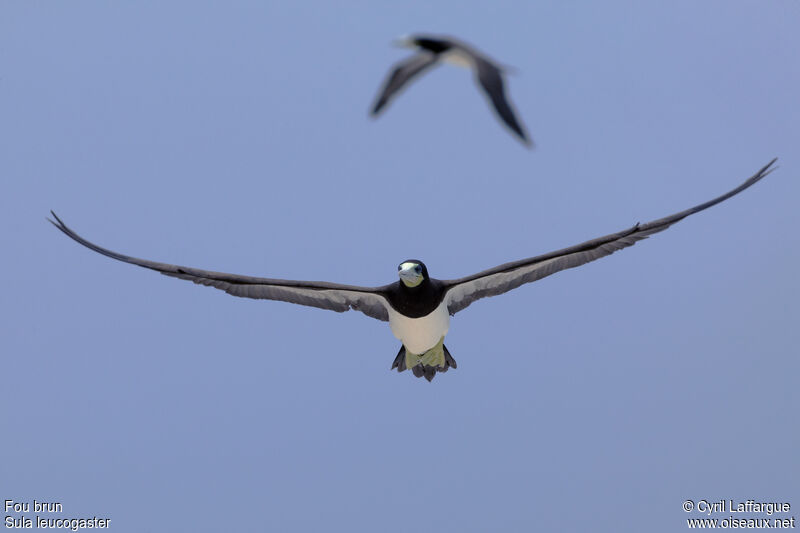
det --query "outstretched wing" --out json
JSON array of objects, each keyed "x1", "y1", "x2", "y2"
[
  {"x1": 474, "y1": 56, "x2": 531, "y2": 146},
  {"x1": 444, "y1": 159, "x2": 777, "y2": 316},
  {"x1": 49, "y1": 212, "x2": 391, "y2": 321},
  {"x1": 371, "y1": 52, "x2": 440, "y2": 115}
]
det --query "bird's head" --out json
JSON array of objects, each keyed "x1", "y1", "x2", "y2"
[
  {"x1": 397, "y1": 260, "x2": 428, "y2": 288},
  {"x1": 392, "y1": 34, "x2": 450, "y2": 54}
]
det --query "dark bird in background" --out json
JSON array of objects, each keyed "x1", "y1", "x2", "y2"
[
  {"x1": 49, "y1": 159, "x2": 775, "y2": 381},
  {"x1": 371, "y1": 34, "x2": 533, "y2": 147}
]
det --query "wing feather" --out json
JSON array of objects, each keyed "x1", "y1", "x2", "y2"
[
  {"x1": 444, "y1": 159, "x2": 777, "y2": 315},
  {"x1": 49, "y1": 212, "x2": 391, "y2": 322},
  {"x1": 474, "y1": 57, "x2": 531, "y2": 145},
  {"x1": 371, "y1": 52, "x2": 440, "y2": 115}
]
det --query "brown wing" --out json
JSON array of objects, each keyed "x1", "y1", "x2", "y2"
[
  {"x1": 49, "y1": 212, "x2": 391, "y2": 321},
  {"x1": 371, "y1": 52, "x2": 440, "y2": 115},
  {"x1": 444, "y1": 159, "x2": 777, "y2": 315}
]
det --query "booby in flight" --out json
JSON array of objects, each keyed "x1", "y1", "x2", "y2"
[
  {"x1": 371, "y1": 34, "x2": 533, "y2": 147},
  {"x1": 49, "y1": 159, "x2": 775, "y2": 381}
]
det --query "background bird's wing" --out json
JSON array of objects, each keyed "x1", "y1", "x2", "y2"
[
  {"x1": 49, "y1": 212, "x2": 391, "y2": 321},
  {"x1": 474, "y1": 57, "x2": 531, "y2": 145},
  {"x1": 443, "y1": 159, "x2": 777, "y2": 316},
  {"x1": 371, "y1": 52, "x2": 440, "y2": 115}
]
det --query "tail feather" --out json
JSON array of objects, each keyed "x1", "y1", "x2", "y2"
[
  {"x1": 442, "y1": 344, "x2": 457, "y2": 371},
  {"x1": 391, "y1": 346, "x2": 407, "y2": 372},
  {"x1": 391, "y1": 342, "x2": 457, "y2": 382}
]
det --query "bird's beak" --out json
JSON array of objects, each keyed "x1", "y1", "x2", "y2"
[
  {"x1": 398, "y1": 264, "x2": 423, "y2": 287},
  {"x1": 392, "y1": 35, "x2": 414, "y2": 49}
]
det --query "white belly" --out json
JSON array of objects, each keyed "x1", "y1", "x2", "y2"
[
  {"x1": 442, "y1": 49, "x2": 474, "y2": 69},
  {"x1": 387, "y1": 300, "x2": 450, "y2": 355}
]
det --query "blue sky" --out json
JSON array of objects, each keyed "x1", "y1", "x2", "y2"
[{"x1": 2, "y1": 1, "x2": 798, "y2": 531}]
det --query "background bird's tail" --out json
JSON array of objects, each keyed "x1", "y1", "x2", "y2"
[{"x1": 391, "y1": 340, "x2": 457, "y2": 382}]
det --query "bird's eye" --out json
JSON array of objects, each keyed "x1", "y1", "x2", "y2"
[{"x1": 414, "y1": 265, "x2": 422, "y2": 274}]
